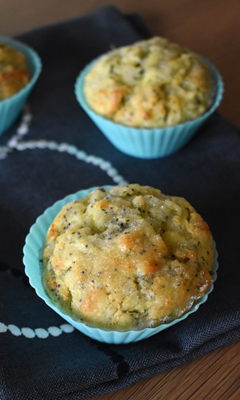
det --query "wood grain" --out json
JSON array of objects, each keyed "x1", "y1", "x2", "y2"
[
  {"x1": 1, "y1": 1, "x2": 240, "y2": 398},
  {"x1": 88, "y1": 342, "x2": 240, "y2": 400}
]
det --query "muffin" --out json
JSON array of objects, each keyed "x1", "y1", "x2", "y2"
[
  {"x1": 83, "y1": 37, "x2": 214, "y2": 128},
  {"x1": 42, "y1": 184, "x2": 214, "y2": 331},
  {"x1": 0, "y1": 42, "x2": 30, "y2": 101},
  {"x1": 0, "y1": 35, "x2": 41, "y2": 136},
  {"x1": 75, "y1": 37, "x2": 223, "y2": 158}
]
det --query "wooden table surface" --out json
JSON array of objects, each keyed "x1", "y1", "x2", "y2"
[{"x1": 1, "y1": 1, "x2": 240, "y2": 399}]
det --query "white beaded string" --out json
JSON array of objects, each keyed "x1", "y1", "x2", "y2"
[
  {"x1": 0, "y1": 322, "x2": 74, "y2": 339},
  {"x1": 0, "y1": 104, "x2": 129, "y2": 338},
  {"x1": 13, "y1": 140, "x2": 128, "y2": 185},
  {"x1": 0, "y1": 103, "x2": 32, "y2": 159}
]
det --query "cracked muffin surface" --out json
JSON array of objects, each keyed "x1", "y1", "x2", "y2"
[
  {"x1": 84, "y1": 37, "x2": 214, "y2": 128},
  {"x1": 42, "y1": 184, "x2": 214, "y2": 331}
]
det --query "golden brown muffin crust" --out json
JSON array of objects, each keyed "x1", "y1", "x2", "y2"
[
  {"x1": 0, "y1": 42, "x2": 29, "y2": 101},
  {"x1": 42, "y1": 185, "x2": 214, "y2": 331},
  {"x1": 84, "y1": 37, "x2": 214, "y2": 128}
]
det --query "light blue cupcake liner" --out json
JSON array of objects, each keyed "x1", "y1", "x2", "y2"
[
  {"x1": 23, "y1": 186, "x2": 219, "y2": 344},
  {"x1": 0, "y1": 35, "x2": 42, "y2": 136},
  {"x1": 75, "y1": 55, "x2": 223, "y2": 159}
]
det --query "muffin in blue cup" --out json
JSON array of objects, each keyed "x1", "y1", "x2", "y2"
[
  {"x1": 0, "y1": 35, "x2": 42, "y2": 136},
  {"x1": 24, "y1": 185, "x2": 218, "y2": 344},
  {"x1": 75, "y1": 37, "x2": 223, "y2": 159}
]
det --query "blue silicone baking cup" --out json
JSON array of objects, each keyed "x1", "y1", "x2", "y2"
[
  {"x1": 75, "y1": 56, "x2": 223, "y2": 159},
  {"x1": 23, "y1": 186, "x2": 219, "y2": 344},
  {"x1": 0, "y1": 35, "x2": 42, "y2": 136}
]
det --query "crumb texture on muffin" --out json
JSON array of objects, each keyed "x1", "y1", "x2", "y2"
[
  {"x1": 0, "y1": 42, "x2": 29, "y2": 101},
  {"x1": 84, "y1": 37, "x2": 214, "y2": 128},
  {"x1": 42, "y1": 184, "x2": 214, "y2": 331}
]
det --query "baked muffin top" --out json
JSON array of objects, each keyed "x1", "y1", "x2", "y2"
[
  {"x1": 84, "y1": 37, "x2": 214, "y2": 128},
  {"x1": 42, "y1": 184, "x2": 214, "y2": 331},
  {"x1": 0, "y1": 42, "x2": 29, "y2": 101}
]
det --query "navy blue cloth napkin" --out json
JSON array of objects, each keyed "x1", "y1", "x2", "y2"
[{"x1": 0, "y1": 6, "x2": 239, "y2": 400}]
